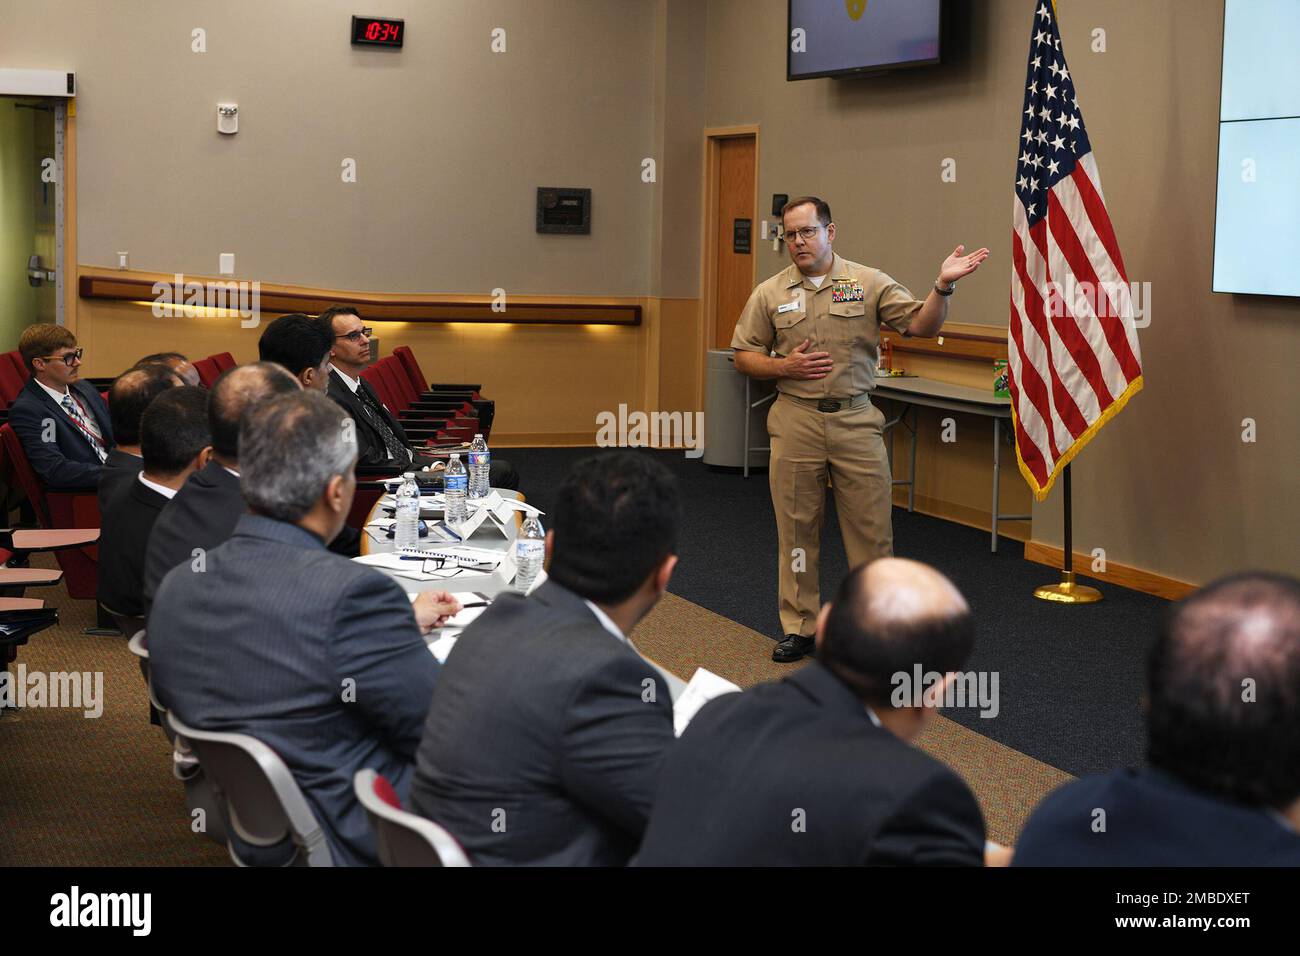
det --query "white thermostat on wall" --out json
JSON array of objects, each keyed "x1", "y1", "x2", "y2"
[{"x1": 217, "y1": 103, "x2": 238, "y2": 135}]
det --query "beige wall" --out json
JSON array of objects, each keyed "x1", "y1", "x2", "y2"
[
  {"x1": 0, "y1": 0, "x2": 660, "y2": 295},
  {"x1": 704, "y1": 0, "x2": 1299, "y2": 585}
]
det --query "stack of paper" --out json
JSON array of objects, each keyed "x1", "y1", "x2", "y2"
[{"x1": 672, "y1": 668, "x2": 741, "y2": 736}]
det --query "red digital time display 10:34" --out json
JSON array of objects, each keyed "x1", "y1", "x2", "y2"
[{"x1": 351, "y1": 16, "x2": 404, "y2": 48}]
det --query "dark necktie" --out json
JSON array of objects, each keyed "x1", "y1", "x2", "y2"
[{"x1": 356, "y1": 382, "x2": 411, "y2": 465}]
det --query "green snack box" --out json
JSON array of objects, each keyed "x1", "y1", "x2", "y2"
[{"x1": 993, "y1": 359, "x2": 1010, "y2": 398}]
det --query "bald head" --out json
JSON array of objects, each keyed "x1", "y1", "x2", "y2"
[
  {"x1": 1148, "y1": 571, "x2": 1300, "y2": 808},
  {"x1": 135, "y1": 352, "x2": 199, "y2": 387},
  {"x1": 819, "y1": 558, "x2": 974, "y2": 707},
  {"x1": 859, "y1": 558, "x2": 969, "y2": 629},
  {"x1": 209, "y1": 361, "x2": 300, "y2": 461},
  {"x1": 109, "y1": 365, "x2": 183, "y2": 448}
]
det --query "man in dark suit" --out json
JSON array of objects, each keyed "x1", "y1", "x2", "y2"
[
  {"x1": 148, "y1": 390, "x2": 460, "y2": 867},
  {"x1": 98, "y1": 364, "x2": 183, "y2": 511},
  {"x1": 98, "y1": 387, "x2": 210, "y2": 626},
  {"x1": 409, "y1": 451, "x2": 678, "y2": 865},
  {"x1": 634, "y1": 557, "x2": 989, "y2": 866},
  {"x1": 1014, "y1": 571, "x2": 1300, "y2": 866},
  {"x1": 318, "y1": 305, "x2": 518, "y2": 488},
  {"x1": 257, "y1": 313, "x2": 333, "y2": 393},
  {"x1": 142, "y1": 362, "x2": 300, "y2": 608},
  {"x1": 8, "y1": 324, "x2": 114, "y2": 489}
]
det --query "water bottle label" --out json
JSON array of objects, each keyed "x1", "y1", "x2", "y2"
[
  {"x1": 469, "y1": 452, "x2": 489, "y2": 467},
  {"x1": 446, "y1": 474, "x2": 468, "y2": 493},
  {"x1": 517, "y1": 540, "x2": 544, "y2": 559}
]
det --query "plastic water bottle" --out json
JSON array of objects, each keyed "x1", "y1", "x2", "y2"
[
  {"x1": 515, "y1": 516, "x2": 545, "y2": 593},
  {"x1": 444, "y1": 453, "x2": 468, "y2": 526},
  {"x1": 468, "y1": 433, "x2": 490, "y2": 499},
  {"x1": 395, "y1": 473, "x2": 420, "y2": 551}
]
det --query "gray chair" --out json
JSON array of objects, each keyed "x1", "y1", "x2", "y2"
[
  {"x1": 354, "y1": 768, "x2": 470, "y2": 867},
  {"x1": 126, "y1": 631, "x2": 228, "y2": 846},
  {"x1": 167, "y1": 711, "x2": 332, "y2": 867}
]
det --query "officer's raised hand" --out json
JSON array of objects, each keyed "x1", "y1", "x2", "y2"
[
  {"x1": 938, "y1": 244, "x2": 991, "y2": 285},
  {"x1": 782, "y1": 339, "x2": 833, "y2": 380}
]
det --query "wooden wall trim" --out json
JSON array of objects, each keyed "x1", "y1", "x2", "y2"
[
  {"x1": 1023, "y1": 540, "x2": 1197, "y2": 602},
  {"x1": 884, "y1": 322, "x2": 1008, "y2": 363},
  {"x1": 78, "y1": 271, "x2": 641, "y2": 326}
]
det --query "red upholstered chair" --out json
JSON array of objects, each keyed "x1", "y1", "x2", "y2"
[
  {"x1": 391, "y1": 346, "x2": 481, "y2": 400},
  {"x1": 192, "y1": 358, "x2": 218, "y2": 387},
  {"x1": 379, "y1": 358, "x2": 483, "y2": 440},
  {"x1": 210, "y1": 352, "x2": 237, "y2": 374},
  {"x1": 0, "y1": 358, "x2": 25, "y2": 408},
  {"x1": 389, "y1": 347, "x2": 493, "y2": 438},
  {"x1": 354, "y1": 769, "x2": 470, "y2": 867},
  {"x1": 4, "y1": 351, "x2": 30, "y2": 383},
  {"x1": 0, "y1": 424, "x2": 101, "y2": 600},
  {"x1": 191, "y1": 357, "x2": 221, "y2": 388}
]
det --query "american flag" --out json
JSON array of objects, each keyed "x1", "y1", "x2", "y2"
[{"x1": 1009, "y1": 1, "x2": 1143, "y2": 501}]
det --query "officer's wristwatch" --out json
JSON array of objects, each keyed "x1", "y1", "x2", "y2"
[{"x1": 934, "y1": 278, "x2": 955, "y2": 296}]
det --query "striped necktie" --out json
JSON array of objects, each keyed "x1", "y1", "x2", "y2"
[
  {"x1": 60, "y1": 392, "x2": 108, "y2": 462},
  {"x1": 356, "y1": 382, "x2": 411, "y2": 465}
]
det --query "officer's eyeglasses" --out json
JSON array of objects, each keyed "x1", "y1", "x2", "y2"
[
  {"x1": 782, "y1": 225, "x2": 823, "y2": 243},
  {"x1": 334, "y1": 327, "x2": 373, "y2": 343},
  {"x1": 39, "y1": 348, "x2": 83, "y2": 367}
]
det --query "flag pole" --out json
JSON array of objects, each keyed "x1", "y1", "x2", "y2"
[{"x1": 1034, "y1": 463, "x2": 1102, "y2": 603}]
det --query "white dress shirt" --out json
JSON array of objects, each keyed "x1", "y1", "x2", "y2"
[
  {"x1": 583, "y1": 599, "x2": 628, "y2": 645},
  {"x1": 137, "y1": 473, "x2": 178, "y2": 500},
  {"x1": 330, "y1": 364, "x2": 361, "y2": 392},
  {"x1": 34, "y1": 377, "x2": 71, "y2": 404}
]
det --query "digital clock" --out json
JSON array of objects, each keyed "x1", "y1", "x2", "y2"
[{"x1": 351, "y1": 16, "x2": 404, "y2": 48}]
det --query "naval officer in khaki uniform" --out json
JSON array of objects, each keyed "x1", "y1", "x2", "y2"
[{"x1": 731, "y1": 196, "x2": 989, "y2": 662}]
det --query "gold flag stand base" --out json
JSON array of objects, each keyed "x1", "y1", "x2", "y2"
[{"x1": 1034, "y1": 570, "x2": 1103, "y2": 604}]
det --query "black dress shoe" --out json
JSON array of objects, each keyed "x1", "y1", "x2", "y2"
[{"x1": 772, "y1": 634, "x2": 815, "y2": 663}]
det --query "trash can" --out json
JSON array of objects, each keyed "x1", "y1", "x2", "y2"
[{"x1": 703, "y1": 348, "x2": 775, "y2": 469}]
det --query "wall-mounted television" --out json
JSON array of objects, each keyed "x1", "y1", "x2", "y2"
[
  {"x1": 1212, "y1": 0, "x2": 1300, "y2": 297},
  {"x1": 787, "y1": 0, "x2": 942, "y2": 81}
]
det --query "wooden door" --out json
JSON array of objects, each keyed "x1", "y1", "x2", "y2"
[{"x1": 712, "y1": 135, "x2": 756, "y2": 349}]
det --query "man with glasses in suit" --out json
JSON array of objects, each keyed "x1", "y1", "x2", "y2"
[
  {"x1": 318, "y1": 305, "x2": 518, "y2": 488},
  {"x1": 9, "y1": 324, "x2": 115, "y2": 489}
]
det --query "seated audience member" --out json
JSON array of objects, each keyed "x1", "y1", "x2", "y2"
[
  {"x1": 257, "y1": 313, "x2": 332, "y2": 391},
  {"x1": 1014, "y1": 571, "x2": 1300, "y2": 866},
  {"x1": 634, "y1": 557, "x2": 988, "y2": 866},
  {"x1": 8, "y1": 324, "x2": 114, "y2": 489},
  {"x1": 142, "y1": 362, "x2": 299, "y2": 607},
  {"x1": 318, "y1": 305, "x2": 518, "y2": 488},
  {"x1": 409, "y1": 451, "x2": 677, "y2": 866},
  {"x1": 134, "y1": 352, "x2": 200, "y2": 388},
  {"x1": 148, "y1": 391, "x2": 459, "y2": 867},
  {"x1": 252, "y1": 314, "x2": 364, "y2": 548},
  {"x1": 99, "y1": 364, "x2": 183, "y2": 511},
  {"x1": 98, "y1": 387, "x2": 210, "y2": 625}
]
